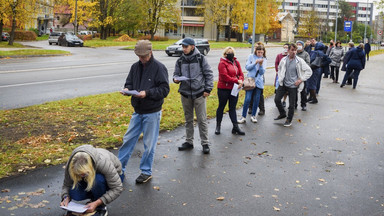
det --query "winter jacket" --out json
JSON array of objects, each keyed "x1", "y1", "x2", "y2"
[
  {"x1": 364, "y1": 43, "x2": 371, "y2": 54},
  {"x1": 296, "y1": 50, "x2": 310, "y2": 65},
  {"x1": 173, "y1": 48, "x2": 214, "y2": 98},
  {"x1": 277, "y1": 55, "x2": 313, "y2": 92},
  {"x1": 341, "y1": 47, "x2": 353, "y2": 71},
  {"x1": 310, "y1": 42, "x2": 328, "y2": 68},
  {"x1": 217, "y1": 57, "x2": 244, "y2": 90},
  {"x1": 124, "y1": 56, "x2": 170, "y2": 114},
  {"x1": 246, "y1": 54, "x2": 267, "y2": 89},
  {"x1": 329, "y1": 46, "x2": 344, "y2": 67},
  {"x1": 345, "y1": 47, "x2": 366, "y2": 70},
  {"x1": 61, "y1": 145, "x2": 123, "y2": 205}
]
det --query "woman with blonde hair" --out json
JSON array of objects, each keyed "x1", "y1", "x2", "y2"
[
  {"x1": 60, "y1": 145, "x2": 123, "y2": 216},
  {"x1": 216, "y1": 46, "x2": 245, "y2": 135}
]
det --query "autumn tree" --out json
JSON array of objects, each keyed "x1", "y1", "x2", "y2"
[
  {"x1": 298, "y1": 9, "x2": 320, "y2": 39},
  {"x1": 202, "y1": 0, "x2": 229, "y2": 42},
  {"x1": 114, "y1": 0, "x2": 146, "y2": 37},
  {"x1": 0, "y1": 0, "x2": 10, "y2": 38},
  {"x1": 66, "y1": 0, "x2": 97, "y2": 33}
]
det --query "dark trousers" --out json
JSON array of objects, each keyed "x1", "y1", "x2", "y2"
[
  {"x1": 248, "y1": 89, "x2": 265, "y2": 112},
  {"x1": 274, "y1": 85, "x2": 297, "y2": 121},
  {"x1": 341, "y1": 68, "x2": 361, "y2": 88},
  {"x1": 216, "y1": 88, "x2": 239, "y2": 124},
  {"x1": 295, "y1": 81, "x2": 307, "y2": 108},
  {"x1": 366, "y1": 52, "x2": 369, "y2": 61},
  {"x1": 330, "y1": 66, "x2": 340, "y2": 82}
]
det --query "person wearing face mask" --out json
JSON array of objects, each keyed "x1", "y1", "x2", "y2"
[
  {"x1": 295, "y1": 40, "x2": 310, "y2": 111},
  {"x1": 238, "y1": 45, "x2": 267, "y2": 124},
  {"x1": 216, "y1": 47, "x2": 245, "y2": 135},
  {"x1": 275, "y1": 43, "x2": 290, "y2": 107}
]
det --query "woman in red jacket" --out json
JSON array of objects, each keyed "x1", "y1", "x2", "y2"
[{"x1": 215, "y1": 47, "x2": 245, "y2": 135}]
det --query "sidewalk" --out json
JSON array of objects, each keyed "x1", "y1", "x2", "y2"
[{"x1": 0, "y1": 54, "x2": 383, "y2": 215}]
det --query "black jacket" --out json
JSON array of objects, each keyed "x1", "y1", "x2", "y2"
[{"x1": 124, "y1": 56, "x2": 170, "y2": 114}]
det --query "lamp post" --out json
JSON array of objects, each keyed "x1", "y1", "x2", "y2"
[
  {"x1": 251, "y1": 0, "x2": 257, "y2": 54},
  {"x1": 181, "y1": 0, "x2": 184, "y2": 38},
  {"x1": 74, "y1": 0, "x2": 78, "y2": 35},
  {"x1": 334, "y1": 0, "x2": 338, "y2": 42},
  {"x1": 364, "y1": 0, "x2": 368, "y2": 43}
]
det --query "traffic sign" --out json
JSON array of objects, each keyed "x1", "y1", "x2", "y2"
[
  {"x1": 378, "y1": 30, "x2": 383, "y2": 35},
  {"x1": 244, "y1": 23, "x2": 248, "y2": 30},
  {"x1": 344, "y1": 21, "x2": 352, "y2": 32}
]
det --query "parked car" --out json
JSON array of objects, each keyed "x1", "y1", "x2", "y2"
[
  {"x1": 165, "y1": 38, "x2": 210, "y2": 56},
  {"x1": 1, "y1": 32, "x2": 10, "y2": 41},
  {"x1": 58, "y1": 33, "x2": 84, "y2": 47},
  {"x1": 48, "y1": 32, "x2": 63, "y2": 45},
  {"x1": 79, "y1": 31, "x2": 93, "y2": 35},
  {"x1": 381, "y1": 41, "x2": 384, "y2": 47}
]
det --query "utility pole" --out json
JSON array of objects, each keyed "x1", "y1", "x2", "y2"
[
  {"x1": 74, "y1": 0, "x2": 78, "y2": 35},
  {"x1": 334, "y1": 0, "x2": 338, "y2": 42},
  {"x1": 181, "y1": 0, "x2": 184, "y2": 38},
  {"x1": 251, "y1": 0, "x2": 257, "y2": 54},
  {"x1": 364, "y1": 0, "x2": 369, "y2": 43}
]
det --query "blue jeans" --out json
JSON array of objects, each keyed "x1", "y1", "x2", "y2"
[
  {"x1": 118, "y1": 111, "x2": 161, "y2": 176},
  {"x1": 69, "y1": 173, "x2": 124, "y2": 201},
  {"x1": 242, "y1": 87, "x2": 262, "y2": 117}
]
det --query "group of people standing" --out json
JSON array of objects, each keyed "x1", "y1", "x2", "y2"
[{"x1": 59, "y1": 37, "x2": 368, "y2": 216}]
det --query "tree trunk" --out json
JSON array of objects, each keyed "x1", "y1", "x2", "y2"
[
  {"x1": 8, "y1": 16, "x2": 16, "y2": 46},
  {"x1": 150, "y1": 30, "x2": 154, "y2": 41},
  {"x1": 216, "y1": 24, "x2": 220, "y2": 42},
  {"x1": 0, "y1": 19, "x2": 3, "y2": 39},
  {"x1": 227, "y1": 19, "x2": 232, "y2": 42}
]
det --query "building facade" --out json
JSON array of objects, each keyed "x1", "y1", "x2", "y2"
[
  {"x1": 374, "y1": 14, "x2": 383, "y2": 43},
  {"x1": 25, "y1": 0, "x2": 54, "y2": 34}
]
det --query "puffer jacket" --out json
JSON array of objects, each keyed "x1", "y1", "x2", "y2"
[
  {"x1": 329, "y1": 46, "x2": 344, "y2": 67},
  {"x1": 345, "y1": 46, "x2": 366, "y2": 70},
  {"x1": 245, "y1": 54, "x2": 267, "y2": 89},
  {"x1": 61, "y1": 145, "x2": 123, "y2": 205},
  {"x1": 173, "y1": 48, "x2": 214, "y2": 97},
  {"x1": 217, "y1": 57, "x2": 244, "y2": 90}
]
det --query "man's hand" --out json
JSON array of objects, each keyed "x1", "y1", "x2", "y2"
[
  {"x1": 120, "y1": 88, "x2": 129, "y2": 95},
  {"x1": 173, "y1": 78, "x2": 180, "y2": 84},
  {"x1": 203, "y1": 92, "x2": 210, "y2": 97},
  {"x1": 294, "y1": 79, "x2": 302, "y2": 86},
  {"x1": 134, "y1": 90, "x2": 146, "y2": 98},
  {"x1": 85, "y1": 199, "x2": 102, "y2": 213},
  {"x1": 60, "y1": 196, "x2": 70, "y2": 207}
]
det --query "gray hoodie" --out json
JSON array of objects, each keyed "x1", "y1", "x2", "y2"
[
  {"x1": 61, "y1": 145, "x2": 123, "y2": 205},
  {"x1": 173, "y1": 48, "x2": 214, "y2": 97}
]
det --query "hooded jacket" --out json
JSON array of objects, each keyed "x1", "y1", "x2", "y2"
[
  {"x1": 173, "y1": 48, "x2": 214, "y2": 97},
  {"x1": 246, "y1": 54, "x2": 267, "y2": 89},
  {"x1": 61, "y1": 145, "x2": 123, "y2": 205},
  {"x1": 345, "y1": 47, "x2": 366, "y2": 70},
  {"x1": 124, "y1": 56, "x2": 170, "y2": 114},
  {"x1": 217, "y1": 57, "x2": 244, "y2": 90}
]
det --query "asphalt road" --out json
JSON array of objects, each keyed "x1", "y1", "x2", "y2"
[
  {"x1": 0, "y1": 51, "x2": 383, "y2": 216},
  {"x1": 0, "y1": 40, "x2": 281, "y2": 110}
]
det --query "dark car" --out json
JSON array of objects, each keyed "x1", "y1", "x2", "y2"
[
  {"x1": 1, "y1": 32, "x2": 10, "y2": 41},
  {"x1": 58, "y1": 33, "x2": 84, "y2": 47},
  {"x1": 165, "y1": 38, "x2": 210, "y2": 56}
]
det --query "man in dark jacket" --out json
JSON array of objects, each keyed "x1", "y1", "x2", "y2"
[
  {"x1": 364, "y1": 41, "x2": 371, "y2": 61},
  {"x1": 118, "y1": 40, "x2": 170, "y2": 184},
  {"x1": 173, "y1": 37, "x2": 214, "y2": 154}
]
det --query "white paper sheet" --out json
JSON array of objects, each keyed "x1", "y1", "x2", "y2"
[
  {"x1": 231, "y1": 83, "x2": 242, "y2": 96},
  {"x1": 174, "y1": 76, "x2": 191, "y2": 81},
  {"x1": 120, "y1": 90, "x2": 140, "y2": 95},
  {"x1": 60, "y1": 201, "x2": 88, "y2": 213}
]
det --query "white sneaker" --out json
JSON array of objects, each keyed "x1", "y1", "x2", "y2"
[
  {"x1": 238, "y1": 117, "x2": 246, "y2": 124},
  {"x1": 251, "y1": 116, "x2": 258, "y2": 123}
]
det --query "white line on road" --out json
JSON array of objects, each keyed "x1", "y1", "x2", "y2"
[
  {"x1": 0, "y1": 61, "x2": 129, "y2": 74},
  {"x1": 0, "y1": 73, "x2": 125, "y2": 88}
]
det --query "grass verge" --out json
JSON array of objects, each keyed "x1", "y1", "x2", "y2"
[
  {"x1": 0, "y1": 49, "x2": 70, "y2": 57},
  {"x1": 36, "y1": 34, "x2": 49, "y2": 41},
  {"x1": 370, "y1": 49, "x2": 384, "y2": 57},
  {"x1": 0, "y1": 41, "x2": 25, "y2": 48},
  {"x1": 0, "y1": 83, "x2": 274, "y2": 179}
]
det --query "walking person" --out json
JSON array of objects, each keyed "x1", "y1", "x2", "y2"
[
  {"x1": 295, "y1": 40, "x2": 310, "y2": 111},
  {"x1": 60, "y1": 145, "x2": 124, "y2": 216},
  {"x1": 364, "y1": 41, "x2": 371, "y2": 61},
  {"x1": 329, "y1": 41, "x2": 344, "y2": 83},
  {"x1": 341, "y1": 42, "x2": 355, "y2": 85},
  {"x1": 238, "y1": 45, "x2": 267, "y2": 124},
  {"x1": 215, "y1": 47, "x2": 245, "y2": 135},
  {"x1": 173, "y1": 37, "x2": 214, "y2": 154},
  {"x1": 118, "y1": 40, "x2": 170, "y2": 184},
  {"x1": 274, "y1": 43, "x2": 312, "y2": 127},
  {"x1": 340, "y1": 43, "x2": 366, "y2": 89}
]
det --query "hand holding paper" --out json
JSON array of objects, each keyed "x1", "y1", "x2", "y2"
[
  {"x1": 60, "y1": 201, "x2": 88, "y2": 213},
  {"x1": 174, "y1": 76, "x2": 190, "y2": 81},
  {"x1": 120, "y1": 89, "x2": 140, "y2": 96}
]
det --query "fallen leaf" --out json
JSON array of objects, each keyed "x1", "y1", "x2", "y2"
[
  {"x1": 153, "y1": 186, "x2": 160, "y2": 191},
  {"x1": 6, "y1": 200, "x2": 12, "y2": 203},
  {"x1": 163, "y1": 155, "x2": 168, "y2": 158},
  {"x1": 216, "y1": 196, "x2": 225, "y2": 201},
  {"x1": 1, "y1": 189, "x2": 10, "y2": 193},
  {"x1": 182, "y1": 202, "x2": 187, "y2": 206},
  {"x1": 335, "y1": 138, "x2": 343, "y2": 141},
  {"x1": 297, "y1": 119, "x2": 302, "y2": 123},
  {"x1": 44, "y1": 159, "x2": 51, "y2": 164},
  {"x1": 253, "y1": 195, "x2": 261, "y2": 198},
  {"x1": 318, "y1": 178, "x2": 325, "y2": 182},
  {"x1": 335, "y1": 161, "x2": 345, "y2": 165},
  {"x1": 295, "y1": 161, "x2": 301, "y2": 164},
  {"x1": 8, "y1": 206, "x2": 18, "y2": 211},
  {"x1": 273, "y1": 206, "x2": 280, "y2": 211}
]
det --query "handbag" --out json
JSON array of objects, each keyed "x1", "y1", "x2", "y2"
[
  {"x1": 242, "y1": 77, "x2": 256, "y2": 91},
  {"x1": 310, "y1": 53, "x2": 322, "y2": 68}
]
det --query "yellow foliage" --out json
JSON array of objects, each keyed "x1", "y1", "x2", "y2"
[{"x1": 114, "y1": 34, "x2": 136, "y2": 42}]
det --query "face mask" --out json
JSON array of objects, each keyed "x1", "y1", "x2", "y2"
[
  {"x1": 226, "y1": 53, "x2": 234, "y2": 61},
  {"x1": 297, "y1": 46, "x2": 303, "y2": 50},
  {"x1": 283, "y1": 48, "x2": 288, "y2": 53}
]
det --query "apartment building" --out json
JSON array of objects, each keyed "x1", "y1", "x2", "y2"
[
  {"x1": 374, "y1": 14, "x2": 383, "y2": 42},
  {"x1": 280, "y1": 0, "x2": 373, "y2": 27},
  {"x1": 25, "y1": 0, "x2": 55, "y2": 34}
]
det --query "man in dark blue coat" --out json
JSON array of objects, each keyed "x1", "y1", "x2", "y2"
[{"x1": 364, "y1": 41, "x2": 371, "y2": 61}]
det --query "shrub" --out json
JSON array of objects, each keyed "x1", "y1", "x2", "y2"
[
  {"x1": 138, "y1": 35, "x2": 168, "y2": 41},
  {"x1": 77, "y1": 34, "x2": 93, "y2": 41},
  {"x1": 114, "y1": 34, "x2": 136, "y2": 42},
  {"x1": 28, "y1": 28, "x2": 39, "y2": 36},
  {"x1": 14, "y1": 31, "x2": 37, "y2": 41}
]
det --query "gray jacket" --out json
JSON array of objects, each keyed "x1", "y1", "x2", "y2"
[
  {"x1": 173, "y1": 48, "x2": 214, "y2": 97},
  {"x1": 329, "y1": 46, "x2": 344, "y2": 67},
  {"x1": 61, "y1": 145, "x2": 123, "y2": 205},
  {"x1": 296, "y1": 50, "x2": 310, "y2": 65}
]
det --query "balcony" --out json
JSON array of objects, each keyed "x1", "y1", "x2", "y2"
[{"x1": 181, "y1": 0, "x2": 203, "y2": 7}]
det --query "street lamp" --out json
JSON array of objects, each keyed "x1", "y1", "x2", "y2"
[
  {"x1": 181, "y1": 0, "x2": 184, "y2": 38},
  {"x1": 334, "y1": 0, "x2": 339, "y2": 42},
  {"x1": 251, "y1": 0, "x2": 257, "y2": 54},
  {"x1": 74, "y1": 0, "x2": 78, "y2": 35},
  {"x1": 364, "y1": 0, "x2": 369, "y2": 43}
]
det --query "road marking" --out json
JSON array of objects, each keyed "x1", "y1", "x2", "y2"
[
  {"x1": 0, "y1": 61, "x2": 129, "y2": 74},
  {"x1": 0, "y1": 73, "x2": 125, "y2": 88}
]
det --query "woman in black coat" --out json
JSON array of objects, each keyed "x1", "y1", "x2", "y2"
[{"x1": 340, "y1": 43, "x2": 366, "y2": 89}]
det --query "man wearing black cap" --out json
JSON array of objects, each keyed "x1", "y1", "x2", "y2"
[
  {"x1": 173, "y1": 37, "x2": 214, "y2": 154},
  {"x1": 118, "y1": 40, "x2": 170, "y2": 184}
]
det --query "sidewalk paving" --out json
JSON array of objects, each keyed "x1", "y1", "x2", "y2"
[{"x1": 0, "y1": 54, "x2": 383, "y2": 216}]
